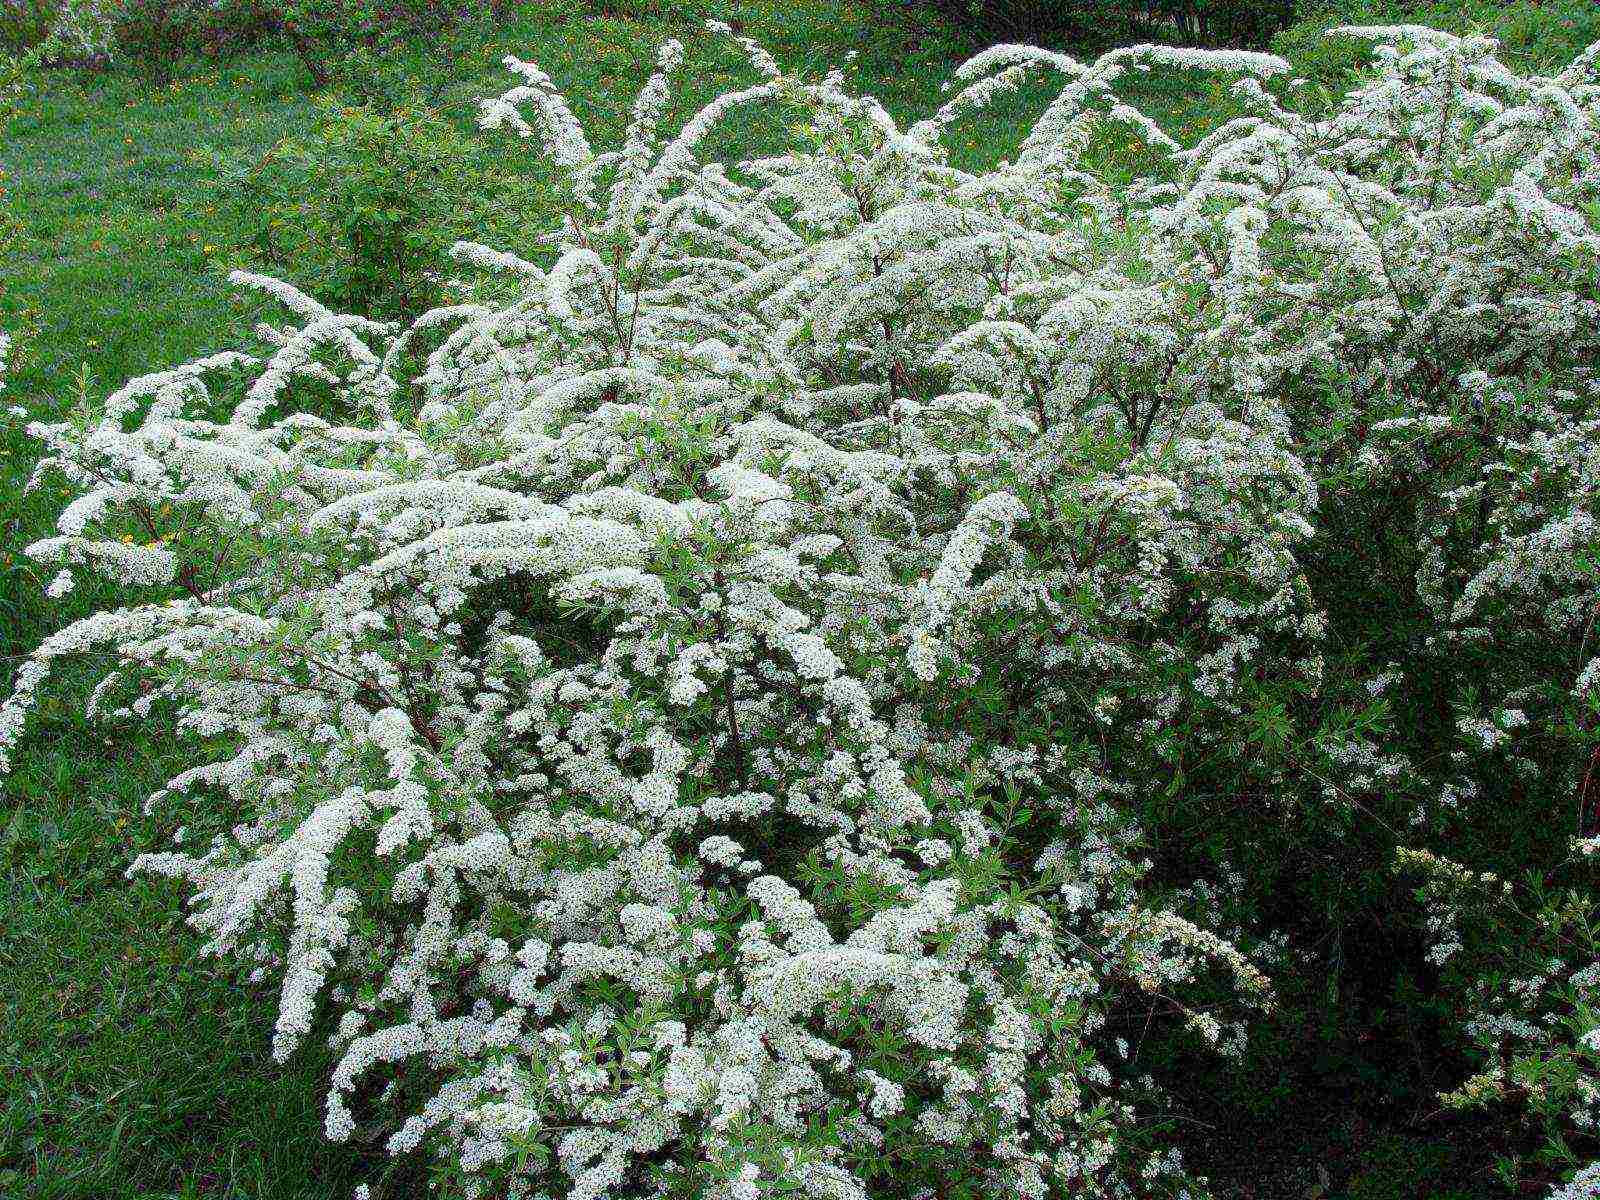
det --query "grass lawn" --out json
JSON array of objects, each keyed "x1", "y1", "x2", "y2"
[{"x1": 0, "y1": 5, "x2": 1230, "y2": 1197}]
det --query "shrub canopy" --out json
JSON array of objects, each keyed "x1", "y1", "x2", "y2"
[{"x1": 6, "y1": 18, "x2": 1600, "y2": 1200}]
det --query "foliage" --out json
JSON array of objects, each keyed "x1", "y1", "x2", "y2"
[
  {"x1": 32, "y1": 0, "x2": 113, "y2": 65},
  {"x1": 187, "y1": 96, "x2": 536, "y2": 320},
  {"x1": 23, "y1": 0, "x2": 276, "y2": 74},
  {"x1": 103, "y1": 0, "x2": 208, "y2": 80},
  {"x1": 906, "y1": 0, "x2": 1298, "y2": 51},
  {"x1": 276, "y1": 0, "x2": 503, "y2": 89},
  {"x1": 1273, "y1": 0, "x2": 1600, "y2": 93},
  {"x1": 12, "y1": 0, "x2": 504, "y2": 80},
  {"x1": 8, "y1": 11, "x2": 1600, "y2": 1200},
  {"x1": 0, "y1": 0, "x2": 59, "y2": 49}
]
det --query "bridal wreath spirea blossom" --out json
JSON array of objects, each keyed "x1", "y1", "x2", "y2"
[{"x1": 6, "y1": 21, "x2": 1600, "y2": 1200}]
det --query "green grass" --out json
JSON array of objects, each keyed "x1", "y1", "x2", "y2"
[
  {"x1": 0, "y1": 47, "x2": 357, "y2": 1200},
  {"x1": 0, "y1": 2, "x2": 1400, "y2": 1196}
]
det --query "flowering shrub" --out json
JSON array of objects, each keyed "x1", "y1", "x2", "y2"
[{"x1": 6, "y1": 18, "x2": 1600, "y2": 1199}]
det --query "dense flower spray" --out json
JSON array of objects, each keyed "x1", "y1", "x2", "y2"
[{"x1": 5, "y1": 20, "x2": 1600, "y2": 1200}]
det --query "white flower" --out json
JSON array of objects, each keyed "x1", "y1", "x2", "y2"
[{"x1": 9, "y1": 21, "x2": 1600, "y2": 1200}]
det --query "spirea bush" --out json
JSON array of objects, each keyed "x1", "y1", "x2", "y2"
[
  {"x1": 6, "y1": 18, "x2": 1600, "y2": 1200},
  {"x1": 1274, "y1": 0, "x2": 1600, "y2": 97}
]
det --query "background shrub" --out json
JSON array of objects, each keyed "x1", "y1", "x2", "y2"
[
  {"x1": 104, "y1": 0, "x2": 208, "y2": 81},
  {"x1": 907, "y1": 0, "x2": 1298, "y2": 50},
  {"x1": 277, "y1": 0, "x2": 504, "y2": 87},
  {"x1": 2, "y1": 0, "x2": 508, "y2": 81},
  {"x1": 1273, "y1": 0, "x2": 1600, "y2": 90},
  {"x1": 186, "y1": 94, "x2": 546, "y2": 319},
  {"x1": 0, "y1": 0, "x2": 58, "y2": 49}
]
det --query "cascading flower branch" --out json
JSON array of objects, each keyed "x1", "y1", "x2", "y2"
[{"x1": 6, "y1": 19, "x2": 1600, "y2": 1200}]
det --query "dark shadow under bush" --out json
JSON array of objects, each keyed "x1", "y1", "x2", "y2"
[{"x1": 905, "y1": 0, "x2": 1298, "y2": 50}]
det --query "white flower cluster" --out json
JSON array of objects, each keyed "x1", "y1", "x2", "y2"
[{"x1": 7, "y1": 20, "x2": 1600, "y2": 1200}]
